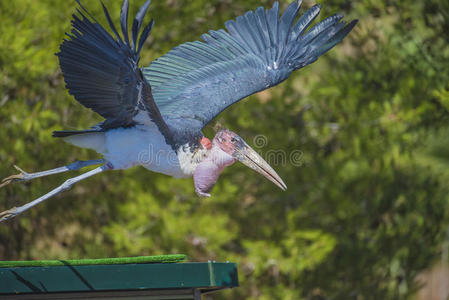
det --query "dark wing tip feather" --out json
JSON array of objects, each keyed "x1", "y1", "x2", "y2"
[
  {"x1": 312, "y1": 19, "x2": 358, "y2": 58},
  {"x1": 101, "y1": 1, "x2": 123, "y2": 43},
  {"x1": 65, "y1": 0, "x2": 154, "y2": 61},
  {"x1": 120, "y1": 0, "x2": 131, "y2": 46},
  {"x1": 75, "y1": 0, "x2": 101, "y2": 24},
  {"x1": 137, "y1": 18, "x2": 154, "y2": 57},
  {"x1": 329, "y1": 19, "x2": 358, "y2": 43},
  {"x1": 132, "y1": 0, "x2": 151, "y2": 52}
]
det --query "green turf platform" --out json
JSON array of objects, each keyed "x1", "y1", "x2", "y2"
[
  {"x1": 0, "y1": 254, "x2": 186, "y2": 268},
  {"x1": 0, "y1": 255, "x2": 239, "y2": 299}
]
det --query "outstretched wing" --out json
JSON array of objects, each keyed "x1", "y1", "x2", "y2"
[
  {"x1": 55, "y1": 0, "x2": 172, "y2": 144},
  {"x1": 143, "y1": 1, "x2": 357, "y2": 137}
]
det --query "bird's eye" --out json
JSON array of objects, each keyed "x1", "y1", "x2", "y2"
[{"x1": 231, "y1": 137, "x2": 236, "y2": 143}]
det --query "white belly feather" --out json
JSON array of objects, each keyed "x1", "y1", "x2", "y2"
[{"x1": 64, "y1": 124, "x2": 193, "y2": 178}]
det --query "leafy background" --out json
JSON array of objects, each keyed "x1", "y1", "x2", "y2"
[{"x1": 1, "y1": 0, "x2": 449, "y2": 299}]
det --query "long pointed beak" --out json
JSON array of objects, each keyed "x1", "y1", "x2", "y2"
[{"x1": 233, "y1": 140, "x2": 287, "y2": 191}]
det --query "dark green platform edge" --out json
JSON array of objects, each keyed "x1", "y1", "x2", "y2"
[
  {"x1": 0, "y1": 254, "x2": 186, "y2": 268},
  {"x1": 0, "y1": 255, "x2": 239, "y2": 296}
]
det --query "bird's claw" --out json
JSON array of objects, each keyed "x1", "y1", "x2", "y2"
[
  {"x1": 0, "y1": 207, "x2": 18, "y2": 222},
  {"x1": 0, "y1": 165, "x2": 29, "y2": 188}
]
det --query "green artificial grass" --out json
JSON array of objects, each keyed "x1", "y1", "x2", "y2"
[{"x1": 0, "y1": 254, "x2": 186, "y2": 268}]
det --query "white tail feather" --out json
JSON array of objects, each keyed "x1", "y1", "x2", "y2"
[{"x1": 64, "y1": 132, "x2": 107, "y2": 153}]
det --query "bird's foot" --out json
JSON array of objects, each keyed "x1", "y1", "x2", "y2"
[
  {"x1": 0, "y1": 207, "x2": 18, "y2": 223},
  {"x1": 0, "y1": 165, "x2": 30, "y2": 188}
]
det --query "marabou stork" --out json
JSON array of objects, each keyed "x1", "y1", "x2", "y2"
[{"x1": 0, "y1": 0, "x2": 357, "y2": 222}]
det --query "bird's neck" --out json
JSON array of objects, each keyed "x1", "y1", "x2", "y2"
[{"x1": 193, "y1": 144, "x2": 236, "y2": 197}]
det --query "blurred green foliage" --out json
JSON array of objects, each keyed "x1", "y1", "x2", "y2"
[{"x1": 1, "y1": 0, "x2": 449, "y2": 299}]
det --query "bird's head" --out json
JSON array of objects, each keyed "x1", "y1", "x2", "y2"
[
  {"x1": 194, "y1": 129, "x2": 286, "y2": 196},
  {"x1": 211, "y1": 129, "x2": 287, "y2": 191}
]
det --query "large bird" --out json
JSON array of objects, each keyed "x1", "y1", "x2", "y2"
[{"x1": 0, "y1": 0, "x2": 357, "y2": 222}]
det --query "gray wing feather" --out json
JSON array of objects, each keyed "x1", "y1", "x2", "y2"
[{"x1": 143, "y1": 1, "x2": 357, "y2": 137}]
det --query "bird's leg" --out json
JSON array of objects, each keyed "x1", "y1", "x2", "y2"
[
  {"x1": 0, "y1": 165, "x2": 110, "y2": 223},
  {"x1": 0, "y1": 159, "x2": 105, "y2": 188}
]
